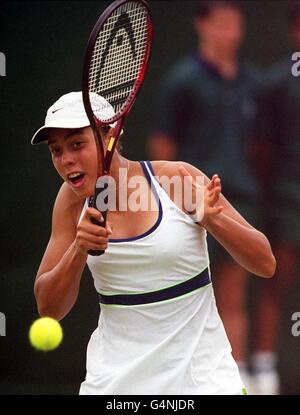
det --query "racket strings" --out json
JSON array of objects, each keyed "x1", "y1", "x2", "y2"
[
  {"x1": 88, "y1": 1, "x2": 150, "y2": 120},
  {"x1": 91, "y1": 8, "x2": 146, "y2": 96}
]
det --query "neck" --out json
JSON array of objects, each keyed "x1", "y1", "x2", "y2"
[
  {"x1": 110, "y1": 152, "x2": 129, "y2": 180},
  {"x1": 109, "y1": 153, "x2": 131, "y2": 208},
  {"x1": 199, "y1": 43, "x2": 238, "y2": 80}
]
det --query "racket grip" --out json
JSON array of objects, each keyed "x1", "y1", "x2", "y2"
[
  {"x1": 88, "y1": 216, "x2": 106, "y2": 256},
  {"x1": 88, "y1": 178, "x2": 109, "y2": 256}
]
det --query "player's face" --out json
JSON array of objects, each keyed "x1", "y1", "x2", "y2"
[
  {"x1": 47, "y1": 127, "x2": 99, "y2": 197},
  {"x1": 195, "y1": 7, "x2": 244, "y2": 56}
]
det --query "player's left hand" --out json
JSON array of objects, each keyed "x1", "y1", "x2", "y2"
[
  {"x1": 178, "y1": 166, "x2": 223, "y2": 226},
  {"x1": 201, "y1": 174, "x2": 224, "y2": 226}
]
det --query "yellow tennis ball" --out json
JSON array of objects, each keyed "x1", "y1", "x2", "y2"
[{"x1": 29, "y1": 317, "x2": 63, "y2": 351}]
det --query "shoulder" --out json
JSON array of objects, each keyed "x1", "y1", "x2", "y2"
[
  {"x1": 148, "y1": 161, "x2": 210, "y2": 218},
  {"x1": 52, "y1": 182, "x2": 85, "y2": 227},
  {"x1": 269, "y1": 57, "x2": 291, "y2": 78},
  {"x1": 171, "y1": 55, "x2": 199, "y2": 76},
  {"x1": 257, "y1": 57, "x2": 291, "y2": 93},
  {"x1": 150, "y1": 160, "x2": 209, "y2": 184},
  {"x1": 161, "y1": 55, "x2": 200, "y2": 88},
  {"x1": 240, "y1": 60, "x2": 264, "y2": 89}
]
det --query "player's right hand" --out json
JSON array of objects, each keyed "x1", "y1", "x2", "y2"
[{"x1": 74, "y1": 207, "x2": 112, "y2": 256}]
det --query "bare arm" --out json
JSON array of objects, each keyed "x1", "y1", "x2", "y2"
[
  {"x1": 34, "y1": 183, "x2": 112, "y2": 321},
  {"x1": 202, "y1": 210, "x2": 275, "y2": 278},
  {"x1": 181, "y1": 163, "x2": 276, "y2": 278}
]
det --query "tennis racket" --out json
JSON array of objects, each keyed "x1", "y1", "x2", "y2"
[{"x1": 82, "y1": 0, "x2": 153, "y2": 256}]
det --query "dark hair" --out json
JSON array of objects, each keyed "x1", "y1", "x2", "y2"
[
  {"x1": 100, "y1": 126, "x2": 111, "y2": 135},
  {"x1": 288, "y1": 2, "x2": 300, "y2": 28},
  {"x1": 195, "y1": 1, "x2": 244, "y2": 20}
]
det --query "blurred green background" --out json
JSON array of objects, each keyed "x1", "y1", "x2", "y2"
[{"x1": 1, "y1": 0, "x2": 300, "y2": 394}]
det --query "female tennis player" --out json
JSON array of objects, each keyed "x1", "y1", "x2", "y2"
[{"x1": 31, "y1": 91, "x2": 276, "y2": 395}]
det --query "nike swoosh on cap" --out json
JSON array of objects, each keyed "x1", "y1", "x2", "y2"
[{"x1": 52, "y1": 108, "x2": 64, "y2": 114}]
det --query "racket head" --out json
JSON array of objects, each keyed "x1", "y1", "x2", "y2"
[{"x1": 82, "y1": 0, "x2": 153, "y2": 129}]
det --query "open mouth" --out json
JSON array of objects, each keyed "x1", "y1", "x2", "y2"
[{"x1": 68, "y1": 172, "x2": 85, "y2": 187}]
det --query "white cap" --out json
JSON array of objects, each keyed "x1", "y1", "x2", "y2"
[{"x1": 31, "y1": 91, "x2": 116, "y2": 145}]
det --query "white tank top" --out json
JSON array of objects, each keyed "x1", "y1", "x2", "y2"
[{"x1": 79, "y1": 161, "x2": 245, "y2": 395}]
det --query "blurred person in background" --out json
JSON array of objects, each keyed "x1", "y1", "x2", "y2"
[
  {"x1": 251, "y1": 2, "x2": 300, "y2": 395},
  {"x1": 148, "y1": 1, "x2": 264, "y2": 393}
]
